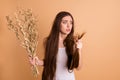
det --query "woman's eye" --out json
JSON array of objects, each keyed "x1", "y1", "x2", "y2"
[{"x1": 62, "y1": 21, "x2": 67, "y2": 24}]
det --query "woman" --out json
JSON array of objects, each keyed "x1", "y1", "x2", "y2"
[{"x1": 30, "y1": 11, "x2": 83, "y2": 80}]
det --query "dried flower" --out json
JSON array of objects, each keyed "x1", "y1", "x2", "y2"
[{"x1": 6, "y1": 8, "x2": 39, "y2": 77}]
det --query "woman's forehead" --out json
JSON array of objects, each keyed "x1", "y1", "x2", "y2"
[{"x1": 62, "y1": 16, "x2": 72, "y2": 21}]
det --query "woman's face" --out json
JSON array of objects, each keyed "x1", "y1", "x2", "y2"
[{"x1": 60, "y1": 15, "x2": 73, "y2": 35}]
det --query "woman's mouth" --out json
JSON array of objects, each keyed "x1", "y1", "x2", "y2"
[{"x1": 66, "y1": 29, "x2": 70, "y2": 32}]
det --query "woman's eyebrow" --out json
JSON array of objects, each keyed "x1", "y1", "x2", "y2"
[{"x1": 62, "y1": 20, "x2": 72, "y2": 22}]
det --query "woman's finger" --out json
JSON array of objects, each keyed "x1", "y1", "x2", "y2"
[{"x1": 76, "y1": 40, "x2": 83, "y2": 49}]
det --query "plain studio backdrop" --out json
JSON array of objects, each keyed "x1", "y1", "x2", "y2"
[{"x1": 0, "y1": 0, "x2": 120, "y2": 80}]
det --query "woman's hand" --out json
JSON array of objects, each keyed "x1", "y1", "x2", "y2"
[
  {"x1": 74, "y1": 34, "x2": 83, "y2": 49},
  {"x1": 29, "y1": 55, "x2": 44, "y2": 66},
  {"x1": 76, "y1": 40, "x2": 83, "y2": 49}
]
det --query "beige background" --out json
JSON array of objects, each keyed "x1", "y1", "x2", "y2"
[{"x1": 0, "y1": 0, "x2": 120, "y2": 80}]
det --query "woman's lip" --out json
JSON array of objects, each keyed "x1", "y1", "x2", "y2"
[{"x1": 66, "y1": 29, "x2": 70, "y2": 31}]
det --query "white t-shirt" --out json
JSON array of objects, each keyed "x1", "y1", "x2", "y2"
[{"x1": 54, "y1": 48, "x2": 75, "y2": 80}]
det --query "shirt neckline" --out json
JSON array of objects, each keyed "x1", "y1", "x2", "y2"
[{"x1": 59, "y1": 47, "x2": 65, "y2": 49}]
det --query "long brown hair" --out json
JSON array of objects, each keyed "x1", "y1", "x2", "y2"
[{"x1": 42, "y1": 11, "x2": 83, "y2": 80}]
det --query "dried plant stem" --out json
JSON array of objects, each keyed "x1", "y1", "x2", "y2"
[{"x1": 6, "y1": 8, "x2": 39, "y2": 77}]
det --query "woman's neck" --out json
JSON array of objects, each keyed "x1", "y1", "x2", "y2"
[{"x1": 59, "y1": 32, "x2": 67, "y2": 41}]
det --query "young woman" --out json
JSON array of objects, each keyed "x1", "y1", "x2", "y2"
[{"x1": 30, "y1": 11, "x2": 83, "y2": 80}]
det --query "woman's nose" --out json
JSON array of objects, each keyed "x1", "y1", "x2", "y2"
[{"x1": 67, "y1": 23, "x2": 71, "y2": 28}]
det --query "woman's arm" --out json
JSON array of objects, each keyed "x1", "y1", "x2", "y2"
[{"x1": 76, "y1": 40, "x2": 83, "y2": 70}]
